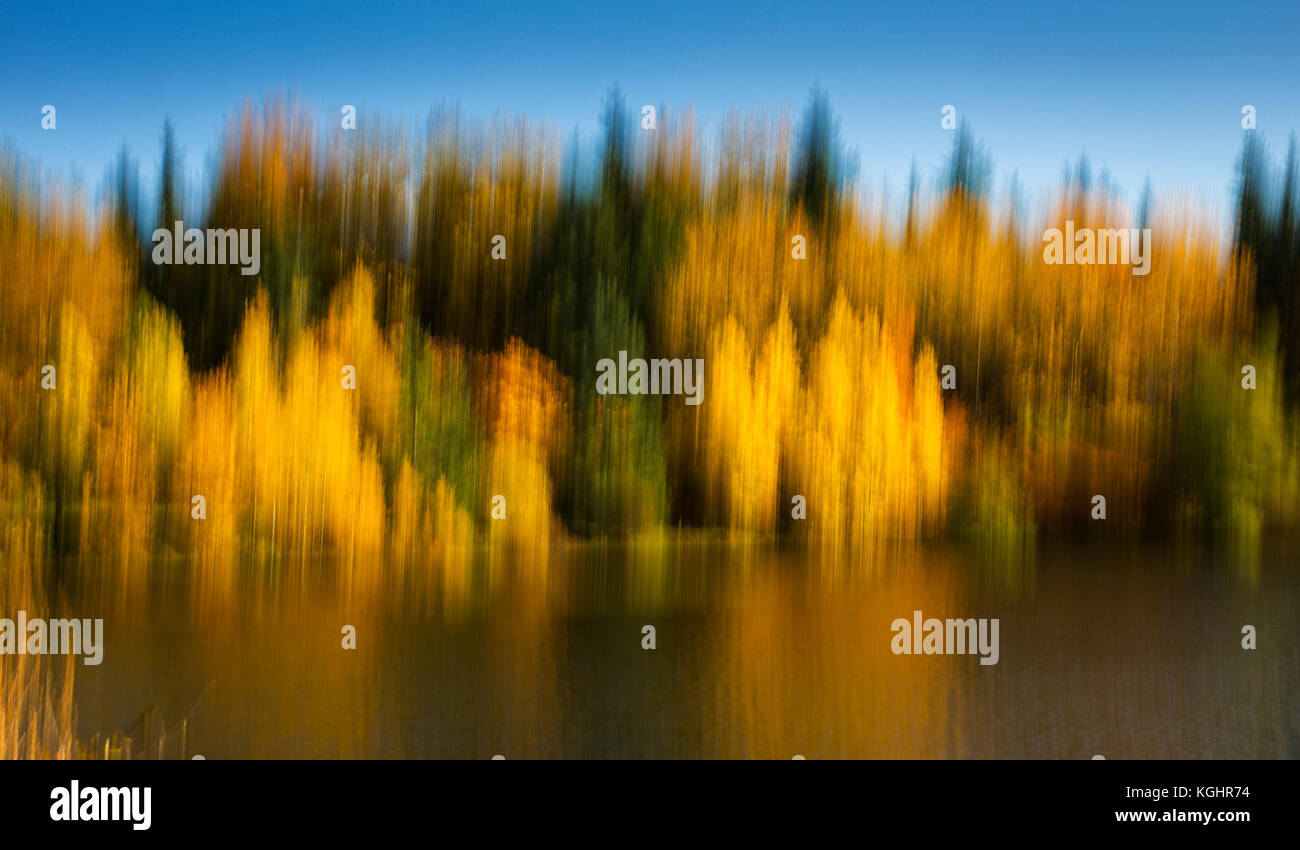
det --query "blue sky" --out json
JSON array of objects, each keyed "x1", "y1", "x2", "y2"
[{"x1": 2, "y1": 0, "x2": 1298, "y2": 217}]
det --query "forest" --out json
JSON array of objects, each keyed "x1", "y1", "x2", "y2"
[{"x1": 1, "y1": 89, "x2": 1298, "y2": 579}]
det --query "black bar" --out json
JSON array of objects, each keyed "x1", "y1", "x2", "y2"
[{"x1": 1, "y1": 759, "x2": 1277, "y2": 838}]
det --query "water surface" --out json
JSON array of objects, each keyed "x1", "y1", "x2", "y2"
[{"x1": 61, "y1": 540, "x2": 1300, "y2": 759}]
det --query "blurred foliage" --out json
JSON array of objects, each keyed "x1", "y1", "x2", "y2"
[{"x1": 0, "y1": 91, "x2": 1297, "y2": 570}]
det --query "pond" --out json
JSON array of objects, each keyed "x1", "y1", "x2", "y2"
[{"x1": 58, "y1": 539, "x2": 1300, "y2": 759}]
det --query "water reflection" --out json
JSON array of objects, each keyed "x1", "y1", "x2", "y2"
[{"x1": 58, "y1": 539, "x2": 1299, "y2": 759}]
